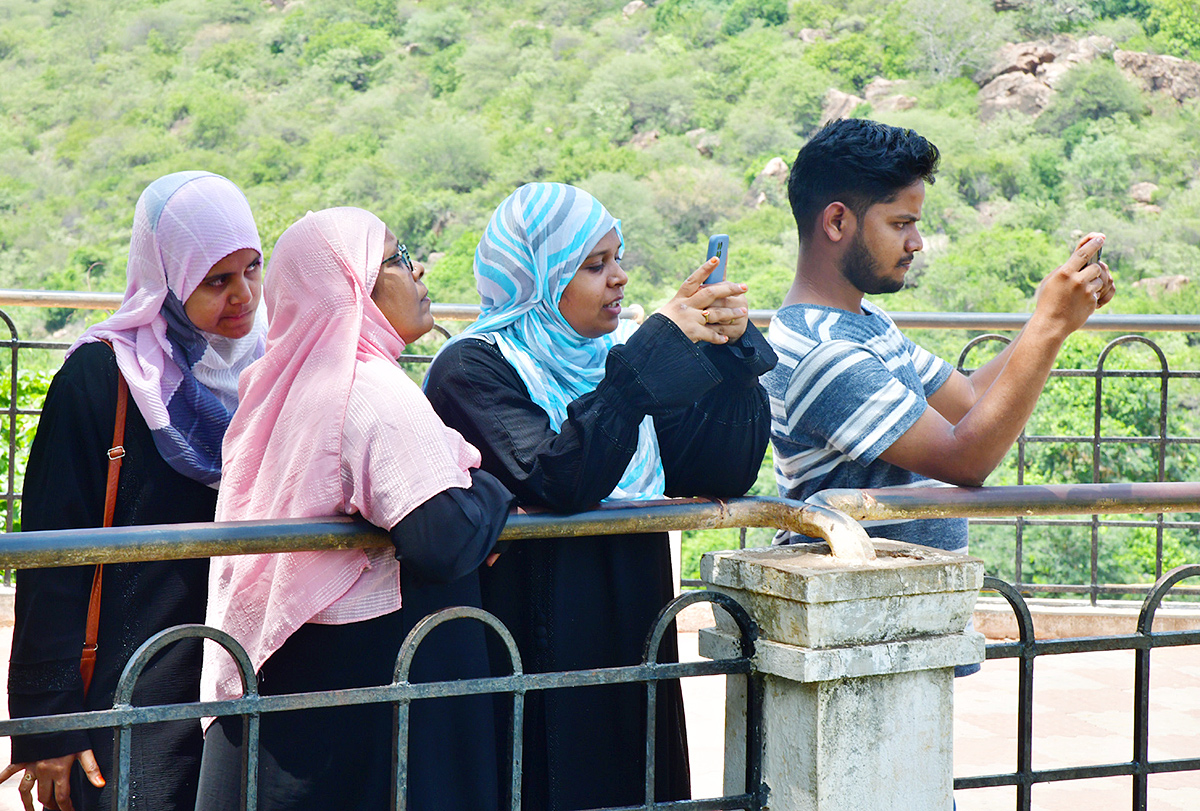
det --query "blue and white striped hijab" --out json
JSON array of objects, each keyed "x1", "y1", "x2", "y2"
[{"x1": 450, "y1": 183, "x2": 665, "y2": 501}]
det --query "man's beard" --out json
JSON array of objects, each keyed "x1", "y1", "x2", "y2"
[{"x1": 840, "y1": 232, "x2": 905, "y2": 295}]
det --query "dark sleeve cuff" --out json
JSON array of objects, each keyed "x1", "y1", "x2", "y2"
[
  {"x1": 8, "y1": 677, "x2": 93, "y2": 762},
  {"x1": 389, "y1": 468, "x2": 515, "y2": 584},
  {"x1": 701, "y1": 322, "x2": 778, "y2": 386},
  {"x1": 605, "y1": 314, "x2": 723, "y2": 414}
]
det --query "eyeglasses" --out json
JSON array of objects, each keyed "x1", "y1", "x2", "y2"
[{"x1": 382, "y1": 243, "x2": 413, "y2": 274}]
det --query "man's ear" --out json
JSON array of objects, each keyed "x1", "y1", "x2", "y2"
[{"x1": 820, "y1": 202, "x2": 855, "y2": 244}]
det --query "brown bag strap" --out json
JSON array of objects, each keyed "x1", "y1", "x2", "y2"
[{"x1": 81, "y1": 345, "x2": 128, "y2": 695}]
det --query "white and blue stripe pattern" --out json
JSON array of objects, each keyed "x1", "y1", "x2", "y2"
[
  {"x1": 446, "y1": 183, "x2": 666, "y2": 501},
  {"x1": 763, "y1": 301, "x2": 967, "y2": 550}
]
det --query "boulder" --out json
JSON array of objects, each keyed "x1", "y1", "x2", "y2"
[
  {"x1": 628, "y1": 129, "x2": 660, "y2": 150},
  {"x1": 797, "y1": 28, "x2": 829, "y2": 44},
  {"x1": 978, "y1": 71, "x2": 1054, "y2": 120},
  {"x1": 622, "y1": 0, "x2": 648, "y2": 18},
  {"x1": 1130, "y1": 182, "x2": 1158, "y2": 205},
  {"x1": 1132, "y1": 275, "x2": 1189, "y2": 296},
  {"x1": 820, "y1": 88, "x2": 865, "y2": 127},
  {"x1": 863, "y1": 78, "x2": 917, "y2": 112},
  {"x1": 1114, "y1": 50, "x2": 1200, "y2": 104},
  {"x1": 759, "y1": 156, "x2": 789, "y2": 184}
]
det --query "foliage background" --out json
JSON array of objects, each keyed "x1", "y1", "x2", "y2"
[{"x1": 2, "y1": 0, "x2": 1200, "y2": 591}]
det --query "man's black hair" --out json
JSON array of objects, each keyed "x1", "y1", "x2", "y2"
[{"x1": 787, "y1": 118, "x2": 940, "y2": 245}]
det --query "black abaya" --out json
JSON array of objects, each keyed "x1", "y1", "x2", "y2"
[
  {"x1": 194, "y1": 469, "x2": 514, "y2": 811},
  {"x1": 425, "y1": 315, "x2": 777, "y2": 811},
  {"x1": 9, "y1": 342, "x2": 214, "y2": 811}
]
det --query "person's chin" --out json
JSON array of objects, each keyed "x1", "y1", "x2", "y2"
[{"x1": 213, "y1": 324, "x2": 252, "y2": 340}]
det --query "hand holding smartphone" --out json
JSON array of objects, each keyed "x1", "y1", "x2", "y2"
[{"x1": 705, "y1": 234, "x2": 729, "y2": 284}]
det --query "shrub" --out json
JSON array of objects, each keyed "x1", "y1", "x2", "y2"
[
  {"x1": 722, "y1": 0, "x2": 789, "y2": 37},
  {"x1": 1039, "y1": 60, "x2": 1148, "y2": 133},
  {"x1": 1147, "y1": 0, "x2": 1200, "y2": 57}
]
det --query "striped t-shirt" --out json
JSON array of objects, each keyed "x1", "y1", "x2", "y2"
[{"x1": 763, "y1": 301, "x2": 968, "y2": 552}]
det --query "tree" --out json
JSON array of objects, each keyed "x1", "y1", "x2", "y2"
[
  {"x1": 1038, "y1": 60, "x2": 1147, "y2": 134},
  {"x1": 722, "y1": 0, "x2": 789, "y2": 37},
  {"x1": 1147, "y1": 0, "x2": 1200, "y2": 57},
  {"x1": 905, "y1": 0, "x2": 1012, "y2": 80}
]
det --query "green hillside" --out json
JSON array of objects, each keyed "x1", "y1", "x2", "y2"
[{"x1": 1, "y1": 0, "x2": 1198, "y2": 339}]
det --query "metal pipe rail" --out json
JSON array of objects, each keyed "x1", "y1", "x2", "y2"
[
  {"x1": 0, "y1": 289, "x2": 645, "y2": 325},
  {"x1": 807, "y1": 481, "x2": 1200, "y2": 521},
  {"x1": 0, "y1": 496, "x2": 876, "y2": 567},
  {"x1": 5, "y1": 288, "x2": 1200, "y2": 332}
]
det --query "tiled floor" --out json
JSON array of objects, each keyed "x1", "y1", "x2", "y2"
[
  {"x1": 0, "y1": 627, "x2": 1195, "y2": 810},
  {"x1": 951, "y1": 646, "x2": 1200, "y2": 810}
]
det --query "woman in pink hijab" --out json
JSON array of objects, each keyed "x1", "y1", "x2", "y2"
[
  {"x1": 5, "y1": 171, "x2": 265, "y2": 811},
  {"x1": 196, "y1": 207, "x2": 512, "y2": 811}
]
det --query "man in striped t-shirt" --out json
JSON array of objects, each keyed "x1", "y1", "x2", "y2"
[{"x1": 765, "y1": 118, "x2": 1115, "y2": 553}]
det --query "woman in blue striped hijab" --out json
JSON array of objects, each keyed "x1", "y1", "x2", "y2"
[
  {"x1": 427, "y1": 182, "x2": 778, "y2": 810},
  {"x1": 447, "y1": 182, "x2": 666, "y2": 501}
]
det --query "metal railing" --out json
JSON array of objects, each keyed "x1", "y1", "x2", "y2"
[
  {"x1": 1, "y1": 499, "x2": 1198, "y2": 810},
  {"x1": 0, "y1": 504, "x2": 782, "y2": 811}
]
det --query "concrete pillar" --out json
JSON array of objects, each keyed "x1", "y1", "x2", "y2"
[{"x1": 698, "y1": 540, "x2": 985, "y2": 811}]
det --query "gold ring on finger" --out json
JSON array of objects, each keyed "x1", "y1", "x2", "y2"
[
  {"x1": 22, "y1": 773, "x2": 34, "y2": 783},
  {"x1": 702, "y1": 309, "x2": 711, "y2": 324}
]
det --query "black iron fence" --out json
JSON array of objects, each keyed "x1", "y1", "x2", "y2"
[
  {"x1": 954, "y1": 567, "x2": 1200, "y2": 810},
  {"x1": 0, "y1": 506, "x2": 773, "y2": 811},
  {"x1": 0, "y1": 503, "x2": 1197, "y2": 809}
]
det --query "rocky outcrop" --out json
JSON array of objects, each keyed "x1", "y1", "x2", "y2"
[
  {"x1": 1129, "y1": 181, "x2": 1162, "y2": 214},
  {"x1": 863, "y1": 78, "x2": 917, "y2": 113},
  {"x1": 975, "y1": 35, "x2": 1113, "y2": 121},
  {"x1": 1132, "y1": 275, "x2": 1189, "y2": 296},
  {"x1": 1114, "y1": 50, "x2": 1200, "y2": 104},
  {"x1": 628, "y1": 129, "x2": 659, "y2": 150},
  {"x1": 622, "y1": 0, "x2": 648, "y2": 18},
  {"x1": 977, "y1": 72, "x2": 1055, "y2": 120},
  {"x1": 975, "y1": 35, "x2": 1200, "y2": 120},
  {"x1": 686, "y1": 128, "x2": 720, "y2": 158},
  {"x1": 819, "y1": 88, "x2": 865, "y2": 126},
  {"x1": 747, "y1": 157, "x2": 790, "y2": 209},
  {"x1": 818, "y1": 80, "x2": 918, "y2": 125},
  {"x1": 759, "y1": 156, "x2": 789, "y2": 184},
  {"x1": 1130, "y1": 182, "x2": 1158, "y2": 205}
]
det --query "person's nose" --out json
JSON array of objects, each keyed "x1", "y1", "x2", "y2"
[
  {"x1": 411, "y1": 261, "x2": 426, "y2": 282},
  {"x1": 611, "y1": 262, "x2": 628, "y2": 286},
  {"x1": 229, "y1": 273, "x2": 251, "y2": 304},
  {"x1": 907, "y1": 228, "x2": 923, "y2": 254}
]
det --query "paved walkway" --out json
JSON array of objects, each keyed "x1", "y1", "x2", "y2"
[{"x1": 0, "y1": 625, "x2": 1195, "y2": 810}]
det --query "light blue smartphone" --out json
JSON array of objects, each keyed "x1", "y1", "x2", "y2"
[{"x1": 705, "y1": 234, "x2": 729, "y2": 284}]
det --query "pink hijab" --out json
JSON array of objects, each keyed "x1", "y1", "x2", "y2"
[
  {"x1": 72, "y1": 171, "x2": 265, "y2": 485},
  {"x1": 204, "y1": 207, "x2": 480, "y2": 702}
]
